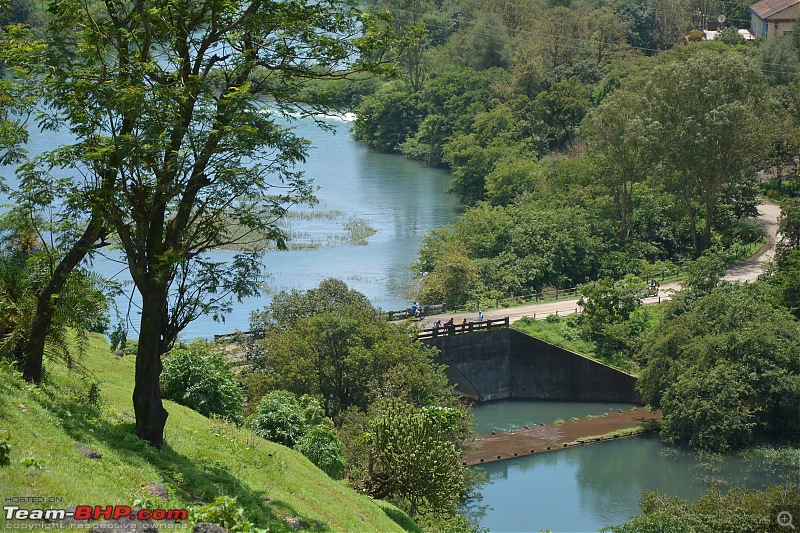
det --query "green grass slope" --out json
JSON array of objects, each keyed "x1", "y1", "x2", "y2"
[{"x1": 0, "y1": 333, "x2": 419, "y2": 532}]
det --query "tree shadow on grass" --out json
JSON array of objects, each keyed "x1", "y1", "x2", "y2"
[
  {"x1": 39, "y1": 388, "x2": 335, "y2": 532},
  {"x1": 377, "y1": 504, "x2": 424, "y2": 533}
]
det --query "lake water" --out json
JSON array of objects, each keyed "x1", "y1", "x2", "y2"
[
  {"x1": 4, "y1": 115, "x2": 795, "y2": 532},
  {"x1": 1, "y1": 115, "x2": 461, "y2": 339},
  {"x1": 465, "y1": 400, "x2": 795, "y2": 533}
]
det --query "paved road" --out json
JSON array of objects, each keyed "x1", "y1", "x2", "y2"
[{"x1": 421, "y1": 201, "x2": 781, "y2": 328}]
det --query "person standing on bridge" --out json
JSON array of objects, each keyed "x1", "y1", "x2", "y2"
[{"x1": 477, "y1": 311, "x2": 484, "y2": 323}]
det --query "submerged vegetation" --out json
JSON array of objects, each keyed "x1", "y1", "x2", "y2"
[{"x1": 220, "y1": 209, "x2": 377, "y2": 251}]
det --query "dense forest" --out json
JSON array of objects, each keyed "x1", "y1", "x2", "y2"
[{"x1": 337, "y1": 0, "x2": 800, "y2": 312}]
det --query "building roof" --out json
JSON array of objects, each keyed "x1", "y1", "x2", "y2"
[{"x1": 750, "y1": 0, "x2": 800, "y2": 19}]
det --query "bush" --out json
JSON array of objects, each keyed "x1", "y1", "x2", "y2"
[
  {"x1": 0, "y1": 430, "x2": 10, "y2": 467},
  {"x1": 188, "y1": 496, "x2": 265, "y2": 533},
  {"x1": 545, "y1": 313, "x2": 561, "y2": 323},
  {"x1": 250, "y1": 391, "x2": 307, "y2": 447},
  {"x1": 160, "y1": 341, "x2": 243, "y2": 422},
  {"x1": 295, "y1": 424, "x2": 347, "y2": 479}
]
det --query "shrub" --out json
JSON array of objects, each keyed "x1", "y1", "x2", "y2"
[
  {"x1": 295, "y1": 424, "x2": 347, "y2": 479},
  {"x1": 251, "y1": 391, "x2": 306, "y2": 447},
  {"x1": 160, "y1": 341, "x2": 243, "y2": 422},
  {"x1": 0, "y1": 430, "x2": 10, "y2": 467},
  {"x1": 188, "y1": 496, "x2": 265, "y2": 533}
]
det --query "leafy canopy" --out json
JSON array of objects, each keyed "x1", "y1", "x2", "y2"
[{"x1": 637, "y1": 283, "x2": 800, "y2": 452}]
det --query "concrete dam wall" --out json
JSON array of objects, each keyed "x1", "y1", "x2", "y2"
[{"x1": 421, "y1": 328, "x2": 640, "y2": 404}]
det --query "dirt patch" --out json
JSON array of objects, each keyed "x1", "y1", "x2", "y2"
[{"x1": 462, "y1": 408, "x2": 661, "y2": 466}]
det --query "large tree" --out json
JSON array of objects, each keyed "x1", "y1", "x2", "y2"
[
  {"x1": 640, "y1": 48, "x2": 773, "y2": 256},
  {"x1": 18, "y1": 0, "x2": 391, "y2": 447},
  {"x1": 637, "y1": 283, "x2": 800, "y2": 452},
  {"x1": 582, "y1": 88, "x2": 654, "y2": 249},
  {"x1": 243, "y1": 280, "x2": 449, "y2": 417}
]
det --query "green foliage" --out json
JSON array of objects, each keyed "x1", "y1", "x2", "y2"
[
  {"x1": 417, "y1": 240, "x2": 482, "y2": 309},
  {"x1": 249, "y1": 277, "x2": 375, "y2": 334},
  {"x1": 188, "y1": 496, "x2": 266, "y2": 533},
  {"x1": 581, "y1": 88, "x2": 653, "y2": 249},
  {"x1": 613, "y1": 0, "x2": 658, "y2": 51},
  {"x1": 767, "y1": 248, "x2": 800, "y2": 318},
  {"x1": 298, "y1": 394, "x2": 326, "y2": 427},
  {"x1": 545, "y1": 313, "x2": 561, "y2": 323},
  {"x1": 0, "y1": 429, "x2": 10, "y2": 467},
  {"x1": 676, "y1": 249, "x2": 730, "y2": 301},
  {"x1": 244, "y1": 280, "x2": 450, "y2": 418},
  {"x1": 362, "y1": 399, "x2": 469, "y2": 517},
  {"x1": 605, "y1": 484, "x2": 800, "y2": 533},
  {"x1": 249, "y1": 390, "x2": 346, "y2": 479},
  {"x1": 753, "y1": 36, "x2": 800, "y2": 86},
  {"x1": 532, "y1": 78, "x2": 592, "y2": 151},
  {"x1": 443, "y1": 134, "x2": 508, "y2": 206},
  {"x1": 577, "y1": 277, "x2": 645, "y2": 355},
  {"x1": 660, "y1": 364, "x2": 757, "y2": 451},
  {"x1": 716, "y1": 27, "x2": 745, "y2": 46},
  {"x1": 251, "y1": 390, "x2": 307, "y2": 448},
  {"x1": 0, "y1": 0, "x2": 32, "y2": 26},
  {"x1": 454, "y1": 11, "x2": 510, "y2": 71},
  {"x1": 779, "y1": 197, "x2": 800, "y2": 250},
  {"x1": 484, "y1": 157, "x2": 539, "y2": 206},
  {"x1": 294, "y1": 424, "x2": 347, "y2": 479},
  {"x1": 415, "y1": 201, "x2": 611, "y2": 306},
  {"x1": 638, "y1": 48, "x2": 773, "y2": 255},
  {"x1": 637, "y1": 283, "x2": 800, "y2": 452},
  {"x1": 353, "y1": 82, "x2": 422, "y2": 152},
  {"x1": 357, "y1": 67, "x2": 509, "y2": 174},
  {"x1": 160, "y1": 342, "x2": 243, "y2": 423},
  {"x1": 19, "y1": 451, "x2": 44, "y2": 469},
  {"x1": 0, "y1": 334, "x2": 415, "y2": 533},
  {"x1": 0, "y1": 235, "x2": 109, "y2": 369},
  {"x1": 10, "y1": 0, "x2": 396, "y2": 445}
]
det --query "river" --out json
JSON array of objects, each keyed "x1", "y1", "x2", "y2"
[
  {"x1": 465, "y1": 400, "x2": 794, "y2": 532},
  {"x1": 1, "y1": 114, "x2": 461, "y2": 339},
  {"x1": 4, "y1": 116, "x2": 794, "y2": 532}
]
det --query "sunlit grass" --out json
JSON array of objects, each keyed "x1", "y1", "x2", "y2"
[{"x1": 0, "y1": 335, "x2": 417, "y2": 532}]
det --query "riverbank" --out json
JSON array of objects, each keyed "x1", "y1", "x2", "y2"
[
  {"x1": 421, "y1": 201, "x2": 780, "y2": 331},
  {"x1": 462, "y1": 407, "x2": 661, "y2": 466}
]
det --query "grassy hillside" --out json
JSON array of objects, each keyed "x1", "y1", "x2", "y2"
[{"x1": 0, "y1": 333, "x2": 419, "y2": 532}]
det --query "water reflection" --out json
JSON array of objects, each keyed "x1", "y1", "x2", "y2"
[
  {"x1": 3, "y1": 116, "x2": 462, "y2": 339},
  {"x1": 464, "y1": 432, "x2": 790, "y2": 533},
  {"x1": 471, "y1": 399, "x2": 637, "y2": 435}
]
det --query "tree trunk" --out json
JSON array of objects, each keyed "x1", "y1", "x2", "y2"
[
  {"x1": 685, "y1": 199, "x2": 700, "y2": 257},
  {"x1": 133, "y1": 284, "x2": 169, "y2": 448},
  {"x1": 701, "y1": 193, "x2": 716, "y2": 254},
  {"x1": 22, "y1": 218, "x2": 104, "y2": 383}
]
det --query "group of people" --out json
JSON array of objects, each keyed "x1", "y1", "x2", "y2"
[
  {"x1": 432, "y1": 317, "x2": 458, "y2": 331},
  {"x1": 646, "y1": 280, "x2": 661, "y2": 293},
  {"x1": 431, "y1": 311, "x2": 485, "y2": 334}
]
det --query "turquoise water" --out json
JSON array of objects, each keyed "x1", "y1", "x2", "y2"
[
  {"x1": 1, "y1": 115, "x2": 461, "y2": 338},
  {"x1": 471, "y1": 400, "x2": 638, "y2": 435},
  {"x1": 465, "y1": 400, "x2": 794, "y2": 533}
]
